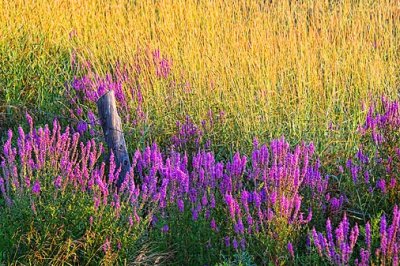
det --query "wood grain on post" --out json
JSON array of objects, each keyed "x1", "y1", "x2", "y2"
[{"x1": 97, "y1": 90, "x2": 131, "y2": 187}]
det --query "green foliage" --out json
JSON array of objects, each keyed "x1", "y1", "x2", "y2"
[
  {"x1": 244, "y1": 217, "x2": 304, "y2": 265},
  {"x1": 0, "y1": 183, "x2": 149, "y2": 265},
  {"x1": 216, "y1": 251, "x2": 256, "y2": 266},
  {"x1": 148, "y1": 205, "x2": 226, "y2": 265},
  {"x1": 0, "y1": 33, "x2": 73, "y2": 117}
]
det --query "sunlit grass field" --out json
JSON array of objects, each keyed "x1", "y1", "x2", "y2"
[{"x1": 1, "y1": 0, "x2": 399, "y2": 153}]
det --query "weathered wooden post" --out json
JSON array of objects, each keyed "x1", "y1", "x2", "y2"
[{"x1": 97, "y1": 90, "x2": 131, "y2": 188}]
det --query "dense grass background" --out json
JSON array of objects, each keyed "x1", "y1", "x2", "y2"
[{"x1": 1, "y1": 0, "x2": 399, "y2": 154}]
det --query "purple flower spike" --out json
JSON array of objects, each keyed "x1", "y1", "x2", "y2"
[
  {"x1": 77, "y1": 121, "x2": 88, "y2": 134},
  {"x1": 287, "y1": 242, "x2": 294, "y2": 258},
  {"x1": 312, "y1": 213, "x2": 359, "y2": 265},
  {"x1": 377, "y1": 179, "x2": 386, "y2": 194},
  {"x1": 32, "y1": 180, "x2": 41, "y2": 195},
  {"x1": 162, "y1": 224, "x2": 169, "y2": 233},
  {"x1": 54, "y1": 175, "x2": 62, "y2": 189},
  {"x1": 224, "y1": 236, "x2": 230, "y2": 247},
  {"x1": 233, "y1": 238, "x2": 238, "y2": 249},
  {"x1": 365, "y1": 222, "x2": 371, "y2": 250}
]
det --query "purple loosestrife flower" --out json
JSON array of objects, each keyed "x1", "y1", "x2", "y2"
[
  {"x1": 177, "y1": 198, "x2": 184, "y2": 212},
  {"x1": 109, "y1": 151, "x2": 116, "y2": 184},
  {"x1": 356, "y1": 147, "x2": 369, "y2": 164},
  {"x1": 365, "y1": 222, "x2": 371, "y2": 250},
  {"x1": 201, "y1": 192, "x2": 208, "y2": 206},
  {"x1": 113, "y1": 193, "x2": 121, "y2": 218},
  {"x1": 225, "y1": 194, "x2": 236, "y2": 219},
  {"x1": 351, "y1": 165, "x2": 359, "y2": 183},
  {"x1": 0, "y1": 118, "x2": 330, "y2": 261},
  {"x1": 338, "y1": 165, "x2": 344, "y2": 174},
  {"x1": 76, "y1": 107, "x2": 83, "y2": 116},
  {"x1": 192, "y1": 208, "x2": 199, "y2": 221},
  {"x1": 102, "y1": 238, "x2": 111, "y2": 254},
  {"x1": 3, "y1": 129, "x2": 13, "y2": 158},
  {"x1": 234, "y1": 218, "x2": 244, "y2": 234},
  {"x1": 346, "y1": 159, "x2": 352, "y2": 169},
  {"x1": 247, "y1": 215, "x2": 253, "y2": 226},
  {"x1": 233, "y1": 238, "x2": 238, "y2": 249},
  {"x1": 387, "y1": 205, "x2": 400, "y2": 257},
  {"x1": 357, "y1": 249, "x2": 370, "y2": 266},
  {"x1": 26, "y1": 112, "x2": 33, "y2": 131},
  {"x1": 329, "y1": 196, "x2": 344, "y2": 213},
  {"x1": 393, "y1": 249, "x2": 399, "y2": 266},
  {"x1": 240, "y1": 238, "x2": 246, "y2": 250},
  {"x1": 350, "y1": 224, "x2": 359, "y2": 250},
  {"x1": 375, "y1": 205, "x2": 400, "y2": 264},
  {"x1": 364, "y1": 171, "x2": 370, "y2": 184},
  {"x1": 224, "y1": 236, "x2": 230, "y2": 247},
  {"x1": 253, "y1": 191, "x2": 261, "y2": 208},
  {"x1": 32, "y1": 180, "x2": 41, "y2": 195},
  {"x1": 220, "y1": 138, "x2": 320, "y2": 256},
  {"x1": 24, "y1": 176, "x2": 31, "y2": 188},
  {"x1": 210, "y1": 193, "x2": 216, "y2": 208},
  {"x1": 162, "y1": 224, "x2": 169, "y2": 233},
  {"x1": 377, "y1": 179, "x2": 386, "y2": 194},
  {"x1": 270, "y1": 191, "x2": 277, "y2": 205},
  {"x1": 312, "y1": 213, "x2": 359, "y2": 265},
  {"x1": 390, "y1": 177, "x2": 396, "y2": 189},
  {"x1": 88, "y1": 110, "x2": 97, "y2": 125},
  {"x1": 326, "y1": 219, "x2": 336, "y2": 259},
  {"x1": 0, "y1": 178, "x2": 11, "y2": 206},
  {"x1": 152, "y1": 49, "x2": 172, "y2": 79},
  {"x1": 210, "y1": 218, "x2": 217, "y2": 231},
  {"x1": 151, "y1": 215, "x2": 158, "y2": 227},
  {"x1": 93, "y1": 196, "x2": 100, "y2": 210},
  {"x1": 54, "y1": 175, "x2": 62, "y2": 189},
  {"x1": 287, "y1": 242, "x2": 294, "y2": 258},
  {"x1": 77, "y1": 121, "x2": 88, "y2": 134},
  {"x1": 306, "y1": 235, "x2": 311, "y2": 251},
  {"x1": 134, "y1": 207, "x2": 140, "y2": 223}
]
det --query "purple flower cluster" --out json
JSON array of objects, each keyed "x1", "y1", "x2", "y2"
[
  {"x1": 311, "y1": 205, "x2": 400, "y2": 266},
  {"x1": 326, "y1": 194, "x2": 346, "y2": 214},
  {"x1": 312, "y1": 213, "x2": 359, "y2": 265},
  {"x1": 152, "y1": 49, "x2": 172, "y2": 79},
  {"x1": 250, "y1": 138, "x2": 316, "y2": 220},
  {"x1": 0, "y1": 115, "x2": 325, "y2": 260},
  {"x1": 70, "y1": 66, "x2": 129, "y2": 108},
  {"x1": 0, "y1": 118, "x2": 152, "y2": 261},
  {"x1": 0, "y1": 115, "x2": 143, "y2": 218},
  {"x1": 65, "y1": 54, "x2": 148, "y2": 133},
  {"x1": 360, "y1": 96, "x2": 400, "y2": 145},
  {"x1": 219, "y1": 137, "x2": 323, "y2": 257},
  {"x1": 171, "y1": 115, "x2": 203, "y2": 150},
  {"x1": 374, "y1": 205, "x2": 400, "y2": 265},
  {"x1": 339, "y1": 97, "x2": 400, "y2": 205},
  {"x1": 170, "y1": 111, "x2": 224, "y2": 151},
  {"x1": 3, "y1": 95, "x2": 400, "y2": 264}
]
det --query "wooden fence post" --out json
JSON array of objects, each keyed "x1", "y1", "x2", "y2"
[{"x1": 97, "y1": 90, "x2": 131, "y2": 187}]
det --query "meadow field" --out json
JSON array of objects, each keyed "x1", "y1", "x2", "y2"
[{"x1": 1, "y1": 0, "x2": 400, "y2": 265}]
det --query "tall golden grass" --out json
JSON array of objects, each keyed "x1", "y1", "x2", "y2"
[{"x1": 1, "y1": 0, "x2": 399, "y2": 152}]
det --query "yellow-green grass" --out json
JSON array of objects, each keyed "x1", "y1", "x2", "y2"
[{"x1": 1, "y1": 0, "x2": 399, "y2": 155}]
